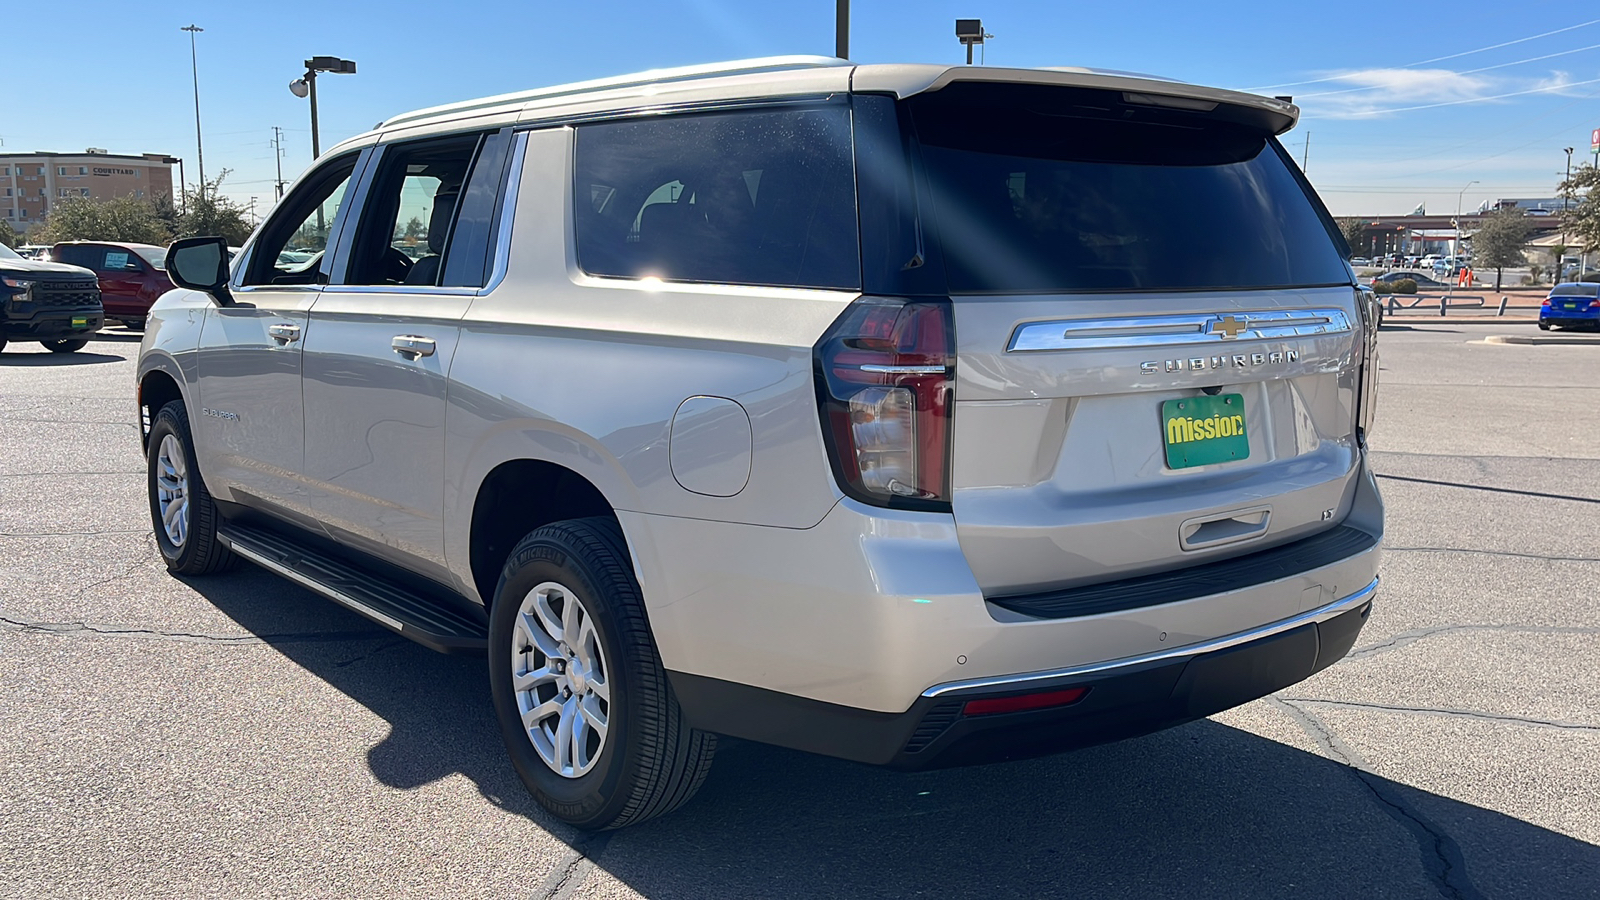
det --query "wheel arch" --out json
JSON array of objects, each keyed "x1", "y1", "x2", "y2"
[
  {"x1": 464, "y1": 457, "x2": 628, "y2": 609},
  {"x1": 136, "y1": 359, "x2": 188, "y2": 450}
]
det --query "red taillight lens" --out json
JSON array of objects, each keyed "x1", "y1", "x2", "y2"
[
  {"x1": 815, "y1": 297, "x2": 954, "y2": 510},
  {"x1": 1542, "y1": 298, "x2": 1552, "y2": 307},
  {"x1": 961, "y1": 687, "x2": 1089, "y2": 716}
]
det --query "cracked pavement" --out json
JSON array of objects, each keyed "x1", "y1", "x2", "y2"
[{"x1": 1, "y1": 324, "x2": 1597, "y2": 898}]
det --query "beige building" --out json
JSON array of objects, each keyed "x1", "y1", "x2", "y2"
[{"x1": 0, "y1": 150, "x2": 176, "y2": 233}]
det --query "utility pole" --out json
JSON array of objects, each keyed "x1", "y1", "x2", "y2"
[
  {"x1": 835, "y1": 0, "x2": 849, "y2": 59},
  {"x1": 1301, "y1": 132, "x2": 1311, "y2": 174},
  {"x1": 182, "y1": 25, "x2": 206, "y2": 201},
  {"x1": 271, "y1": 126, "x2": 287, "y2": 201}
]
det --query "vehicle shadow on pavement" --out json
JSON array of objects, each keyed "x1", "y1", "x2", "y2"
[
  {"x1": 187, "y1": 571, "x2": 1600, "y2": 900},
  {"x1": 0, "y1": 351, "x2": 123, "y2": 366}
]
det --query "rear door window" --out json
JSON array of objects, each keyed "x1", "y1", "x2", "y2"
[
  {"x1": 905, "y1": 82, "x2": 1350, "y2": 294},
  {"x1": 573, "y1": 105, "x2": 860, "y2": 290}
]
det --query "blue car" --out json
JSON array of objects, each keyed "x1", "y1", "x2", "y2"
[{"x1": 1539, "y1": 283, "x2": 1600, "y2": 330}]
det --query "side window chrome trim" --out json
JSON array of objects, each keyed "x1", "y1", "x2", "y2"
[
  {"x1": 322, "y1": 284, "x2": 480, "y2": 296},
  {"x1": 477, "y1": 130, "x2": 527, "y2": 296},
  {"x1": 513, "y1": 94, "x2": 842, "y2": 132}
]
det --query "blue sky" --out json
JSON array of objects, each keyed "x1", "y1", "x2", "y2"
[{"x1": 7, "y1": 1, "x2": 1599, "y2": 218}]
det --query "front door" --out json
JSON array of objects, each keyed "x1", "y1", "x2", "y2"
[
  {"x1": 301, "y1": 129, "x2": 511, "y2": 578},
  {"x1": 192, "y1": 151, "x2": 365, "y2": 522}
]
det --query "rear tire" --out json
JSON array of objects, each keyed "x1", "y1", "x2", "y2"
[
  {"x1": 1537, "y1": 321, "x2": 1551, "y2": 331},
  {"x1": 146, "y1": 400, "x2": 236, "y2": 575},
  {"x1": 488, "y1": 517, "x2": 716, "y2": 830},
  {"x1": 41, "y1": 338, "x2": 88, "y2": 353}
]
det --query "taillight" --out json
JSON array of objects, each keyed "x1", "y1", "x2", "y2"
[
  {"x1": 1355, "y1": 287, "x2": 1380, "y2": 439},
  {"x1": 814, "y1": 296, "x2": 954, "y2": 510},
  {"x1": 1542, "y1": 298, "x2": 1552, "y2": 307}
]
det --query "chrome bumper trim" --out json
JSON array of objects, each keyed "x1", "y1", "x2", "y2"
[{"x1": 921, "y1": 576, "x2": 1379, "y2": 699}]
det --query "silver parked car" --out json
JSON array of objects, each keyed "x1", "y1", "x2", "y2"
[{"x1": 137, "y1": 56, "x2": 1383, "y2": 829}]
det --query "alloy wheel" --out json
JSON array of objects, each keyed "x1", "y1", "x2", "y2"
[
  {"x1": 511, "y1": 581, "x2": 612, "y2": 778},
  {"x1": 154, "y1": 434, "x2": 190, "y2": 549}
]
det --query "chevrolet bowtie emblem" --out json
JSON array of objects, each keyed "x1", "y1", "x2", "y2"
[{"x1": 1209, "y1": 316, "x2": 1248, "y2": 339}]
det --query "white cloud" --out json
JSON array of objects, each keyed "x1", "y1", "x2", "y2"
[{"x1": 1296, "y1": 67, "x2": 1495, "y2": 117}]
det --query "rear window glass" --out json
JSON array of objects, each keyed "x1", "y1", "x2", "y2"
[
  {"x1": 573, "y1": 106, "x2": 860, "y2": 290},
  {"x1": 1549, "y1": 283, "x2": 1600, "y2": 297},
  {"x1": 907, "y1": 83, "x2": 1350, "y2": 294}
]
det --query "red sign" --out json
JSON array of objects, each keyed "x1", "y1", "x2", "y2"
[{"x1": 1592, "y1": 127, "x2": 1600, "y2": 149}]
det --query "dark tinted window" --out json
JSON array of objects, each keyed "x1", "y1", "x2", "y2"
[
  {"x1": 52, "y1": 245, "x2": 98, "y2": 268},
  {"x1": 574, "y1": 106, "x2": 859, "y2": 290},
  {"x1": 908, "y1": 83, "x2": 1350, "y2": 294},
  {"x1": 442, "y1": 129, "x2": 513, "y2": 288}
]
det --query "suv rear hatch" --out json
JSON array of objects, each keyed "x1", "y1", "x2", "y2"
[{"x1": 863, "y1": 79, "x2": 1364, "y2": 599}]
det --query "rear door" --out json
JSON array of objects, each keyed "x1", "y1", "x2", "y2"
[
  {"x1": 300, "y1": 128, "x2": 513, "y2": 579},
  {"x1": 901, "y1": 82, "x2": 1362, "y2": 597}
]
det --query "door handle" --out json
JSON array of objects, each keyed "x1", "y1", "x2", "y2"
[
  {"x1": 267, "y1": 322, "x2": 301, "y2": 344},
  {"x1": 392, "y1": 335, "x2": 436, "y2": 359}
]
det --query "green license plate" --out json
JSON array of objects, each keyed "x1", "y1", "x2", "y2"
[
  {"x1": 71, "y1": 316, "x2": 87, "y2": 328},
  {"x1": 1566, "y1": 302, "x2": 1582, "y2": 310},
  {"x1": 1162, "y1": 394, "x2": 1249, "y2": 469}
]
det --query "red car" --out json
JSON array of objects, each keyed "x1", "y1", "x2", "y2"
[{"x1": 51, "y1": 242, "x2": 173, "y2": 329}]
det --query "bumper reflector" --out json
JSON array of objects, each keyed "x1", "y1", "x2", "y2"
[{"x1": 961, "y1": 687, "x2": 1089, "y2": 717}]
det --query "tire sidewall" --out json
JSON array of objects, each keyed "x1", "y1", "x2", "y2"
[
  {"x1": 146, "y1": 407, "x2": 202, "y2": 569},
  {"x1": 488, "y1": 528, "x2": 639, "y2": 828}
]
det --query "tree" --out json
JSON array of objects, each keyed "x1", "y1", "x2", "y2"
[
  {"x1": 1559, "y1": 164, "x2": 1600, "y2": 253},
  {"x1": 175, "y1": 171, "x2": 254, "y2": 246},
  {"x1": 1335, "y1": 218, "x2": 1370, "y2": 257},
  {"x1": 0, "y1": 218, "x2": 18, "y2": 249},
  {"x1": 1468, "y1": 207, "x2": 1533, "y2": 291},
  {"x1": 27, "y1": 192, "x2": 172, "y2": 246},
  {"x1": 401, "y1": 216, "x2": 425, "y2": 241}
]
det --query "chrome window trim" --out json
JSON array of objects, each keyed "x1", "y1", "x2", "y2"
[
  {"x1": 921, "y1": 576, "x2": 1379, "y2": 698},
  {"x1": 478, "y1": 130, "x2": 527, "y2": 297},
  {"x1": 1007, "y1": 308, "x2": 1353, "y2": 352},
  {"x1": 321, "y1": 284, "x2": 480, "y2": 297},
  {"x1": 516, "y1": 94, "x2": 843, "y2": 133}
]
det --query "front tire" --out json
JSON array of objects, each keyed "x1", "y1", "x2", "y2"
[
  {"x1": 488, "y1": 517, "x2": 716, "y2": 830},
  {"x1": 146, "y1": 401, "x2": 236, "y2": 575},
  {"x1": 42, "y1": 338, "x2": 88, "y2": 353}
]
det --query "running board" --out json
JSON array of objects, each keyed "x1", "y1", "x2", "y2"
[{"x1": 218, "y1": 522, "x2": 488, "y2": 654}]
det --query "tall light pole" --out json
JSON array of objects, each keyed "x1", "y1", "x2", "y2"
[
  {"x1": 181, "y1": 25, "x2": 205, "y2": 201},
  {"x1": 289, "y1": 56, "x2": 357, "y2": 161},
  {"x1": 835, "y1": 0, "x2": 849, "y2": 58},
  {"x1": 1453, "y1": 180, "x2": 1478, "y2": 262},
  {"x1": 1563, "y1": 147, "x2": 1575, "y2": 278}
]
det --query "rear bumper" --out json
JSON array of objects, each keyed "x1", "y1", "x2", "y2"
[
  {"x1": 1540, "y1": 309, "x2": 1599, "y2": 326},
  {"x1": 669, "y1": 579, "x2": 1375, "y2": 768}
]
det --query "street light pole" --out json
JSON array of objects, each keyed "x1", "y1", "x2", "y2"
[
  {"x1": 835, "y1": 0, "x2": 849, "y2": 59},
  {"x1": 290, "y1": 57, "x2": 356, "y2": 161},
  {"x1": 1453, "y1": 180, "x2": 1478, "y2": 262},
  {"x1": 1563, "y1": 147, "x2": 1575, "y2": 279},
  {"x1": 182, "y1": 25, "x2": 205, "y2": 201}
]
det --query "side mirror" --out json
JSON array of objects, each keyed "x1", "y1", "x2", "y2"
[{"x1": 166, "y1": 236, "x2": 234, "y2": 306}]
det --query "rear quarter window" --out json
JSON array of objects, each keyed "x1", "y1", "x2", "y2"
[{"x1": 573, "y1": 105, "x2": 860, "y2": 291}]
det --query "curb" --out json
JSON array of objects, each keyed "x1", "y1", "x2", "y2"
[
  {"x1": 1480, "y1": 334, "x2": 1600, "y2": 346},
  {"x1": 1384, "y1": 318, "x2": 1539, "y2": 325}
]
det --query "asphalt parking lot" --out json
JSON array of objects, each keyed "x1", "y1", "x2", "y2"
[{"x1": 2, "y1": 323, "x2": 1597, "y2": 899}]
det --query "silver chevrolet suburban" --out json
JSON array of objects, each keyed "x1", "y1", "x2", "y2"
[{"x1": 137, "y1": 57, "x2": 1383, "y2": 830}]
